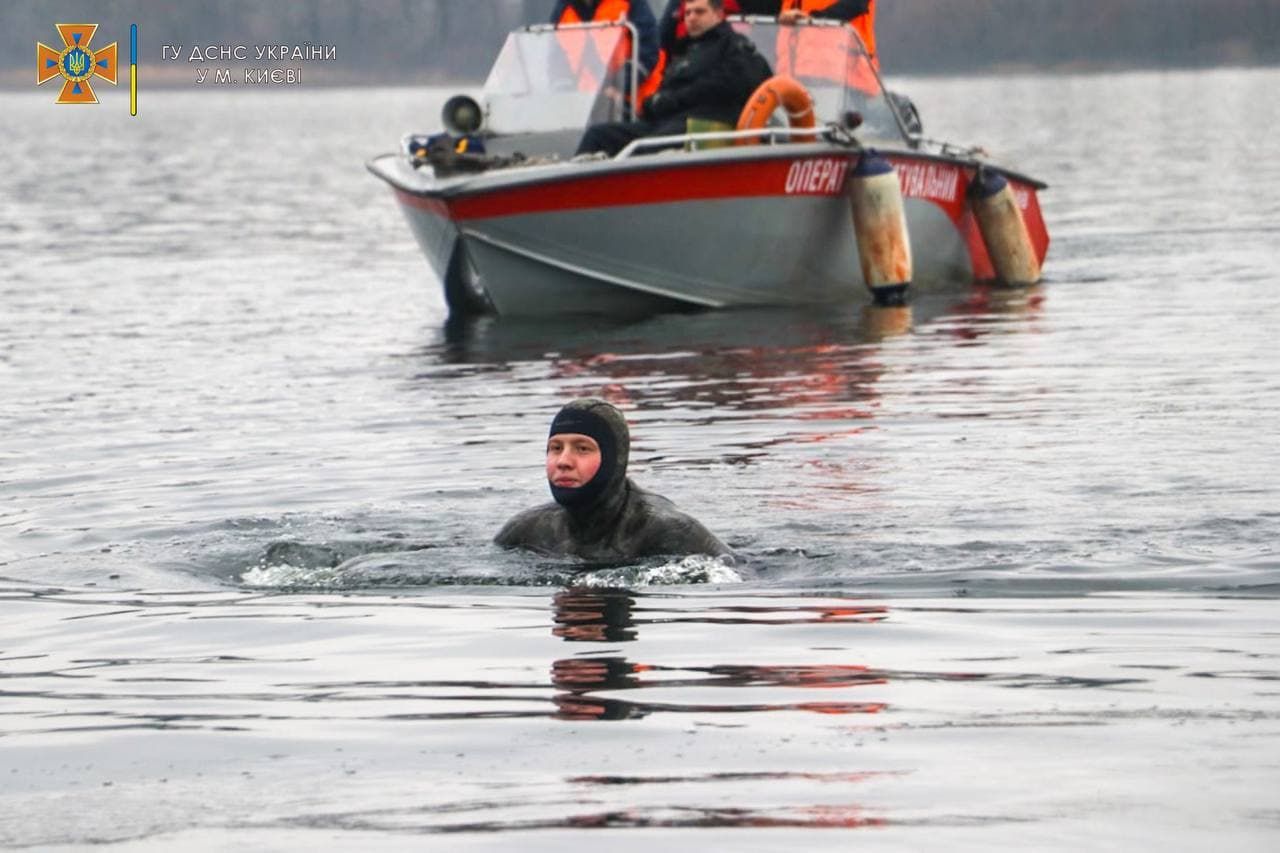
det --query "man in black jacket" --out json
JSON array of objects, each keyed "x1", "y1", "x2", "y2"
[{"x1": 574, "y1": 0, "x2": 772, "y2": 157}]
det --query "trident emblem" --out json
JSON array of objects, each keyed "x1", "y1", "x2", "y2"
[
  {"x1": 67, "y1": 50, "x2": 88, "y2": 77},
  {"x1": 37, "y1": 24, "x2": 118, "y2": 104}
]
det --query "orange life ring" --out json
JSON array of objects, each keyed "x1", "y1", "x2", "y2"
[{"x1": 735, "y1": 74, "x2": 817, "y2": 145}]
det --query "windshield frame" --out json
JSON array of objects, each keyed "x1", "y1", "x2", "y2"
[
  {"x1": 480, "y1": 20, "x2": 641, "y2": 135},
  {"x1": 731, "y1": 16, "x2": 908, "y2": 145},
  {"x1": 476, "y1": 16, "x2": 909, "y2": 147}
]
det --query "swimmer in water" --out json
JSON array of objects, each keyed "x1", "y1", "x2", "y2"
[{"x1": 495, "y1": 398, "x2": 731, "y2": 561}]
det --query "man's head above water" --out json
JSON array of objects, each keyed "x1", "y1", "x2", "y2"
[
  {"x1": 546, "y1": 432, "x2": 600, "y2": 490},
  {"x1": 546, "y1": 398, "x2": 631, "y2": 509},
  {"x1": 495, "y1": 396, "x2": 729, "y2": 560}
]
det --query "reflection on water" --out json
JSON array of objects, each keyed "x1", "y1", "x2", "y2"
[
  {"x1": 541, "y1": 590, "x2": 1151, "y2": 727},
  {"x1": 413, "y1": 287, "x2": 1055, "y2": 496},
  {"x1": 4, "y1": 585, "x2": 1163, "y2": 735},
  {"x1": 3, "y1": 582, "x2": 1278, "y2": 843},
  {"x1": 922, "y1": 285, "x2": 1046, "y2": 355},
  {"x1": 553, "y1": 588, "x2": 639, "y2": 642},
  {"x1": 432, "y1": 288, "x2": 1043, "y2": 386},
  {"x1": 551, "y1": 589, "x2": 891, "y2": 721},
  {"x1": 431, "y1": 301, "x2": 932, "y2": 419},
  {"x1": 550, "y1": 658, "x2": 892, "y2": 722},
  {"x1": 552, "y1": 588, "x2": 889, "y2": 638}
]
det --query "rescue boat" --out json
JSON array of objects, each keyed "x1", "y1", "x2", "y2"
[{"x1": 367, "y1": 17, "x2": 1049, "y2": 318}]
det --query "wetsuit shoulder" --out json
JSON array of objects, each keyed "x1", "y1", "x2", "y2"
[
  {"x1": 658, "y1": 510, "x2": 734, "y2": 559},
  {"x1": 628, "y1": 486, "x2": 733, "y2": 559},
  {"x1": 494, "y1": 503, "x2": 565, "y2": 551}
]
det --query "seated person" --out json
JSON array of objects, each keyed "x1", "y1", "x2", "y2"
[
  {"x1": 550, "y1": 0, "x2": 661, "y2": 84},
  {"x1": 495, "y1": 398, "x2": 732, "y2": 562},
  {"x1": 575, "y1": 0, "x2": 772, "y2": 157}
]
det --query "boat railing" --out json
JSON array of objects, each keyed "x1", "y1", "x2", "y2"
[{"x1": 615, "y1": 124, "x2": 848, "y2": 159}]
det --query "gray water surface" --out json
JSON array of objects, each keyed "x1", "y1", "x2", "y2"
[{"x1": 2, "y1": 68, "x2": 1279, "y2": 849}]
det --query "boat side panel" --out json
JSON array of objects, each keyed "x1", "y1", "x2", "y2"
[
  {"x1": 386, "y1": 150, "x2": 1040, "y2": 315},
  {"x1": 395, "y1": 190, "x2": 458, "y2": 283},
  {"x1": 464, "y1": 194, "x2": 867, "y2": 312},
  {"x1": 462, "y1": 235, "x2": 685, "y2": 317},
  {"x1": 886, "y1": 154, "x2": 978, "y2": 281},
  {"x1": 904, "y1": 199, "x2": 974, "y2": 285},
  {"x1": 886, "y1": 156, "x2": 1050, "y2": 282}
]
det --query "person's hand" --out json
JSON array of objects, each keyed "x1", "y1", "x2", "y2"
[{"x1": 779, "y1": 9, "x2": 809, "y2": 24}]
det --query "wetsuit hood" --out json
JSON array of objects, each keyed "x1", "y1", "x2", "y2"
[{"x1": 548, "y1": 398, "x2": 631, "y2": 517}]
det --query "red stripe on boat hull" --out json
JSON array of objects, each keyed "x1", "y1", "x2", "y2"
[
  {"x1": 393, "y1": 153, "x2": 1049, "y2": 272},
  {"x1": 398, "y1": 157, "x2": 854, "y2": 222}
]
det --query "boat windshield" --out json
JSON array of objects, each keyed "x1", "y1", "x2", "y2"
[
  {"x1": 482, "y1": 22, "x2": 636, "y2": 134},
  {"x1": 479, "y1": 18, "x2": 905, "y2": 145},
  {"x1": 733, "y1": 17, "x2": 904, "y2": 144}
]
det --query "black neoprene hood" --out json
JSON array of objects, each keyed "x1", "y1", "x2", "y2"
[{"x1": 547, "y1": 398, "x2": 631, "y2": 509}]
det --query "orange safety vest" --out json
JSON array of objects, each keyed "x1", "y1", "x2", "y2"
[
  {"x1": 637, "y1": 49, "x2": 666, "y2": 104},
  {"x1": 557, "y1": 0, "x2": 634, "y2": 93},
  {"x1": 778, "y1": 0, "x2": 879, "y2": 93}
]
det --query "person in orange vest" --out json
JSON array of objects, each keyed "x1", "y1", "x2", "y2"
[
  {"x1": 767, "y1": 0, "x2": 879, "y2": 95},
  {"x1": 770, "y1": 2, "x2": 922, "y2": 131},
  {"x1": 776, "y1": 1, "x2": 876, "y2": 70},
  {"x1": 551, "y1": 0, "x2": 661, "y2": 88}
]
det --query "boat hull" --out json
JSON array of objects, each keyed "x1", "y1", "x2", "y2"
[{"x1": 372, "y1": 145, "x2": 1049, "y2": 318}]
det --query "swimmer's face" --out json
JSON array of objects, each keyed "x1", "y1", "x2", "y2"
[
  {"x1": 684, "y1": 0, "x2": 723, "y2": 39},
  {"x1": 546, "y1": 433, "x2": 602, "y2": 489}
]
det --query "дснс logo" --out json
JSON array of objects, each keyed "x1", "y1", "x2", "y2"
[{"x1": 37, "y1": 24, "x2": 118, "y2": 104}]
